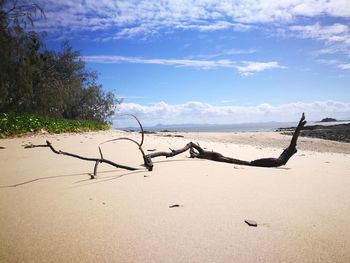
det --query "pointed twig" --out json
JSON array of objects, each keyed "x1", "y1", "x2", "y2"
[{"x1": 98, "y1": 146, "x2": 104, "y2": 159}]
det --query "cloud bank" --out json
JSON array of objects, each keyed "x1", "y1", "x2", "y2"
[
  {"x1": 113, "y1": 100, "x2": 350, "y2": 127},
  {"x1": 32, "y1": 1, "x2": 350, "y2": 70},
  {"x1": 36, "y1": 0, "x2": 350, "y2": 39}
]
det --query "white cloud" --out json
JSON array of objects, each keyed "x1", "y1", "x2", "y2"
[
  {"x1": 191, "y1": 48, "x2": 258, "y2": 59},
  {"x1": 35, "y1": 0, "x2": 350, "y2": 39},
  {"x1": 33, "y1": 1, "x2": 350, "y2": 71},
  {"x1": 83, "y1": 55, "x2": 236, "y2": 69},
  {"x1": 289, "y1": 23, "x2": 350, "y2": 59},
  {"x1": 290, "y1": 22, "x2": 350, "y2": 68},
  {"x1": 219, "y1": 0, "x2": 350, "y2": 23},
  {"x1": 83, "y1": 55, "x2": 285, "y2": 75},
  {"x1": 338, "y1": 63, "x2": 350, "y2": 69},
  {"x1": 181, "y1": 21, "x2": 253, "y2": 32},
  {"x1": 318, "y1": 46, "x2": 350, "y2": 57},
  {"x1": 289, "y1": 23, "x2": 349, "y2": 43},
  {"x1": 235, "y1": 61, "x2": 286, "y2": 76},
  {"x1": 224, "y1": 48, "x2": 258, "y2": 55},
  {"x1": 113, "y1": 100, "x2": 350, "y2": 127}
]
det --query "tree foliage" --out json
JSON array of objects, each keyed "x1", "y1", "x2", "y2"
[{"x1": 0, "y1": 0, "x2": 115, "y2": 123}]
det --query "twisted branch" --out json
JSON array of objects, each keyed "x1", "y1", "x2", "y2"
[
  {"x1": 25, "y1": 113, "x2": 307, "y2": 178},
  {"x1": 145, "y1": 113, "x2": 306, "y2": 168}
]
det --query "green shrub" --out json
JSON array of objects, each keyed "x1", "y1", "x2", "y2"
[{"x1": 0, "y1": 113, "x2": 109, "y2": 137}]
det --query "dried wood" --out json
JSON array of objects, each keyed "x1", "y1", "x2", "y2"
[{"x1": 25, "y1": 113, "x2": 307, "y2": 177}]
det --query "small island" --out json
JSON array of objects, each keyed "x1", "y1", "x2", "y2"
[{"x1": 320, "y1": 117, "x2": 337, "y2": 122}]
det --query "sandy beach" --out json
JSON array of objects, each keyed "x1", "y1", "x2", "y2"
[{"x1": 1, "y1": 130, "x2": 349, "y2": 262}]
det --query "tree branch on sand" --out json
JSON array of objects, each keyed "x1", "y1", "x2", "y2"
[
  {"x1": 24, "y1": 113, "x2": 307, "y2": 178},
  {"x1": 146, "y1": 113, "x2": 306, "y2": 168},
  {"x1": 24, "y1": 140, "x2": 139, "y2": 179},
  {"x1": 24, "y1": 114, "x2": 146, "y2": 178}
]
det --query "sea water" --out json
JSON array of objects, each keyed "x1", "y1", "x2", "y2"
[{"x1": 117, "y1": 121, "x2": 350, "y2": 133}]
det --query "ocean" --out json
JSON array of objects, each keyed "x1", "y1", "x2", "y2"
[{"x1": 117, "y1": 120, "x2": 350, "y2": 133}]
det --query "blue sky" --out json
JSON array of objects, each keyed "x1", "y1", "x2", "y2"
[{"x1": 35, "y1": 0, "x2": 350, "y2": 127}]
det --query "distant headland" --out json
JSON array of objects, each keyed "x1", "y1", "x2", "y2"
[{"x1": 319, "y1": 117, "x2": 337, "y2": 122}]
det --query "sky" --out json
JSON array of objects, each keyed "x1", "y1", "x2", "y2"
[{"x1": 34, "y1": 0, "x2": 350, "y2": 127}]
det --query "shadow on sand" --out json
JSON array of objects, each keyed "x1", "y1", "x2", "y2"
[
  {"x1": 0, "y1": 169, "x2": 146, "y2": 188},
  {"x1": 0, "y1": 157, "x2": 291, "y2": 189}
]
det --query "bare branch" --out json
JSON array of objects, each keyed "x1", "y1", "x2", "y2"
[
  {"x1": 24, "y1": 114, "x2": 306, "y2": 176},
  {"x1": 118, "y1": 114, "x2": 144, "y2": 146},
  {"x1": 145, "y1": 113, "x2": 307, "y2": 168},
  {"x1": 25, "y1": 141, "x2": 140, "y2": 178}
]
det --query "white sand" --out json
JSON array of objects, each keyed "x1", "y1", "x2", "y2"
[{"x1": 1, "y1": 130, "x2": 349, "y2": 262}]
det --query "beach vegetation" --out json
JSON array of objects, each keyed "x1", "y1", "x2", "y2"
[
  {"x1": 0, "y1": 0, "x2": 116, "y2": 126},
  {"x1": 0, "y1": 112, "x2": 109, "y2": 137}
]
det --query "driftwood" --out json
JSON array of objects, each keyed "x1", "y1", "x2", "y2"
[
  {"x1": 146, "y1": 113, "x2": 306, "y2": 167},
  {"x1": 24, "y1": 141, "x2": 139, "y2": 178},
  {"x1": 24, "y1": 114, "x2": 152, "y2": 178},
  {"x1": 145, "y1": 113, "x2": 306, "y2": 168},
  {"x1": 25, "y1": 113, "x2": 307, "y2": 178}
]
